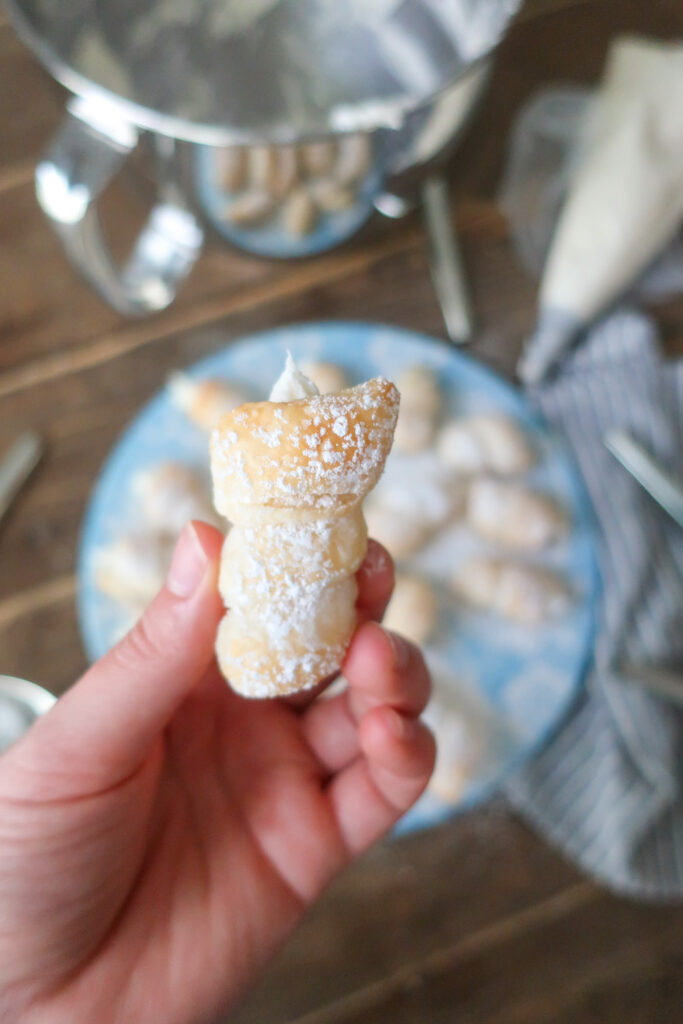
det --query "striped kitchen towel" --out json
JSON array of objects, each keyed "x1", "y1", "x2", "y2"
[{"x1": 506, "y1": 308, "x2": 683, "y2": 900}]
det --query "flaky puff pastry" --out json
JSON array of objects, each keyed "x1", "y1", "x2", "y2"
[{"x1": 210, "y1": 377, "x2": 399, "y2": 697}]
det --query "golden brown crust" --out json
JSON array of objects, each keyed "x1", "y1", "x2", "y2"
[
  {"x1": 210, "y1": 376, "x2": 398, "y2": 697},
  {"x1": 211, "y1": 377, "x2": 399, "y2": 513}
]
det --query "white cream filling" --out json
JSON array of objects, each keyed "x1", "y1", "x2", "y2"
[{"x1": 269, "y1": 351, "x2": 320, "y2": 403}]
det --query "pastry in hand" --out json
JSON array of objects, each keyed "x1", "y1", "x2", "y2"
[
  {"x1": 466, "y1": 478, "x2": 567, "y2": 550},
  {"x1": 384, "y1": 574, "x2": 438, "y2": 646},
  {"x1": 436, "y1": 413, "x2": 535, "y2": 476},
  {"x1": 451, "y1": 556, "x2": 572, "y2": 625},
  {"x1": 394, "y1": 366, "x2": 442, "y2": 454},
  {"x1": 132, "y1": 461, "x2": 221, "y2": 536},
  {"x1": 210, "y1": 353, "x2": 399, "y2": 697},
  {"x1": 168, "y1": 373, "x2": 247, "y2": 432}
]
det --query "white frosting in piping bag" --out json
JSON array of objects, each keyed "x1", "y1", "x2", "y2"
[
  {"x1": 519, "y1": 36, "x2": 683, "y2": 383},
  {"x1": 269, "y1": 351, "x2": 320, "y2": 402}
]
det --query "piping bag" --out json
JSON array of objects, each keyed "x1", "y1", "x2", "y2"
[{"x1": 518, "y1": 36, "x2": 683, "y2": 384}]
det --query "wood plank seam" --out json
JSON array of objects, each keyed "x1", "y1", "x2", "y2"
[
  {"x1": 286, "y1": 882, "x2": 596, "y2": 1024},
  {"x1": 0, "y1": 574, "x2": 75, "y2": 631},
  {"x1": 0, "y1": 161, "x2": 34, "y2": 196},
  {"x1": 0, "y1": 232, "x2": 420, "y2": 399},
  {"x1": 0, "y1": 203, "x2": 505, "y2": 400},
  {"x1": 484, "y1": 925, "x2": 683, "y2": 1024}
]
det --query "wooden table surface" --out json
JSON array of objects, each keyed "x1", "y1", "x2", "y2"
[{"x1": 2, "y1": 2, "x2": 683, "y2": 1021}]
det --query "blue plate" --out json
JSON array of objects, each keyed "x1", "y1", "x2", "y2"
[{"x1": 78, "y1": 323, "x2": 599, "y2": 831}]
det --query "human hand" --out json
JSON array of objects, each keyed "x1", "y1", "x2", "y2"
[{"x1": 0, "y1": 523, "x2": 434, "y2": 1024}]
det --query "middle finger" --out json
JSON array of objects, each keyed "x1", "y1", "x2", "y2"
[{"x1": 300, "y1": 623, "x2": 431, "y2": 774}]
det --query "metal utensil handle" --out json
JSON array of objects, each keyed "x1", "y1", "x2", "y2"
[
  {"x1": 35, "y1": 98, "x2": 203, "y2": 316},
  {"x1": 605, "y1": 431, "x2": 683, "y2": 529},
  {"x1": 422, "y1": 176, "x2": 474, "y2": 346},
  {"x1": 0, "y1": 433, "x2": 43, "y2": 525}
]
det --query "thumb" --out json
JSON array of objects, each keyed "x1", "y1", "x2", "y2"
[{"x1": 8, "y1": 522, "x2": 225, "y2": 798}]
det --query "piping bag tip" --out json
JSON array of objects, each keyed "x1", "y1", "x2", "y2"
[{"x1": 516, "y1": 309, "x2": 582, "y2": 386}]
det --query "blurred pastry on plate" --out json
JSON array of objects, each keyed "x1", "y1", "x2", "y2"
[
  {"x1": 394, "y1": 365, "x2": 442, "y2": 453},
  {"x1": 132, "y1": 461, "x2": 221, "y2": 536},
  {"x1": 466, "y1": 477, "x2": 567, "y2": 550},
  {"x1": 244, "y1": 145, "x2": 301, "y2": 200},
  {"x1": 425, "y1": 701, "x2": 484, "y2": 803},
  {"x1": 309, "y1": 178, "x2": 355, "y2": 213},
  {"x1": 168, "y1": 373, "x2": 247, "y2": 432},
  {"x1": 94, "y1": 532, "x2": 174, "y2": 608},
  {"x1": 282, "y1": 186, "x2": 317, "y2": 238},
  {"x1": 436, "y1": 413, "x2": 535, "y2": 476},
  {"x1": 365, "y1": 498, "x2": 434, "y2": 560},
  {"x1": 216, "y1": 146, "x2": 247, "y2": 192},
  {"x1": 301, "y1": 140, "x2": 337, "y2": 177},
  {"x1": 270, "y1": 146, "x2": 300, "y2": 200},
  {"x1": 365, "y1": 470, "x2": 465, "y2": 560},
  {"x1": 451, "y1": 556, "x2": 572, "y2": 625},
  {"x1": 248, "y1": 145, "x2": 277, "y2": 191},
  {"x1": 212, "y1": 136, "x2": 368, "y2": 239},
  {"x1": 384, "y1": 573, "x2": 438, "y2": 646},
  {"x1": 299, "y1": 359, "x2": 348, "y2": 394},
  {"x1": 223, "y1": 190, "x2": 277, "y2": 226},
  {"x1": 334, "y1": 133, "x2": 372, "y2": 186},
  {"x1": 423, "y1": 662, "x2": 501, "y2": 805}
]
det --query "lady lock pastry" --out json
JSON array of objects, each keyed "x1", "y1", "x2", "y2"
[
  {"x1": 210, "y1": 354, "x2": 399, "y2": 697},
  {"x1": 168, "y1": 373, "x2": 247, "y2": 433}
]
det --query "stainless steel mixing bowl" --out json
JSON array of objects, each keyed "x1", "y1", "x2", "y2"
[{"x1": 7, "y1": 0, "x2": 522, "y2": 317}]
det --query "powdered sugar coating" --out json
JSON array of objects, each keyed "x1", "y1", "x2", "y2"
[
  {"x1": 211, "y1": 377, "x2": 399, "y2": 513},
  {"x1": 210, "y1": 377, "x2": 399, "y2": 697}
]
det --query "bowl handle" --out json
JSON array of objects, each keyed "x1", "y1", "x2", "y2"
[{"x1": 35, "y1": 97, "x2": 203, "y2": 316}]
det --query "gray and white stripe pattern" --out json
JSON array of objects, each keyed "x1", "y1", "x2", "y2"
[{"x1": 506, "y1": 309, "x2": 683, "y2": 899}]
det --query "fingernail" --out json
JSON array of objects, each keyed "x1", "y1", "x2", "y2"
[
  {"x1": 384, "y1": 629, "x2": 411, "y2": 670},
  {"x1": 167, "y1": 523, "x2": 209, "y2": 598},
  {"x1": 359, "y1": 539, "x2": 391, "y2": 581},
  {"x1": 387, "y1": 709, "x2": 416, "y2": 741}
]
